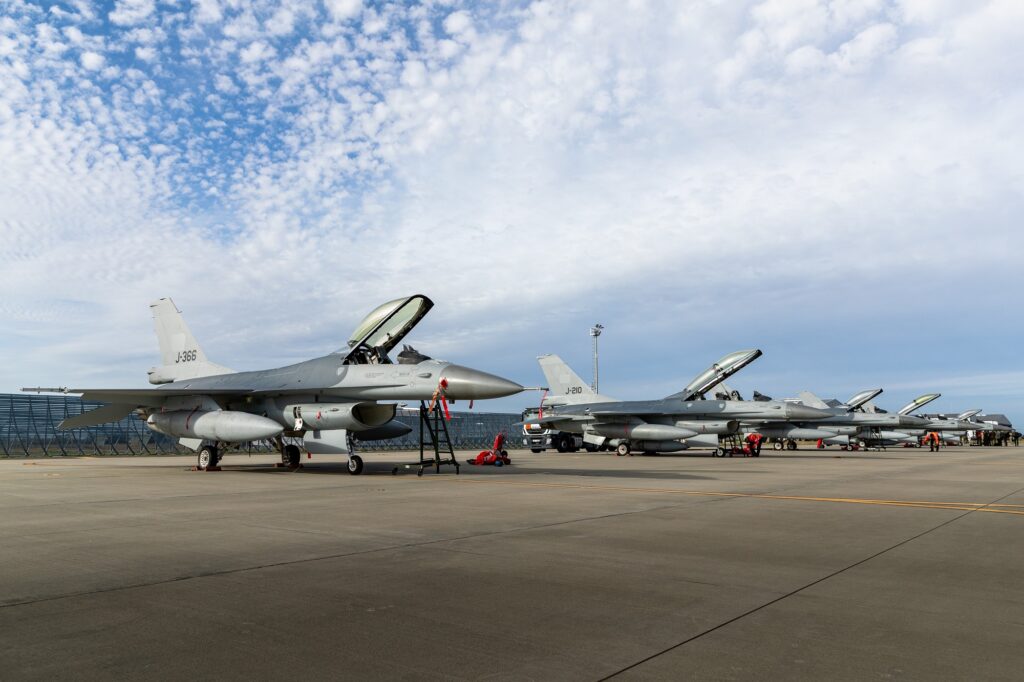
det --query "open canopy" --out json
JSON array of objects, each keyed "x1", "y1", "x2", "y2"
[
  {"x1": 844, "y1": 388, "x2": 883, "y2": 411},
  {"x1": 665, "y1": 349, "x2": 763, "y2": 401},
  {"x1": 343, "y1": 294, "x2": 434, "y2": 364}
]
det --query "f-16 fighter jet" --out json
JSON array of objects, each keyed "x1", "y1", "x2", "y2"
[
  {"x1": 534, "y1": 350, "x2": 829, "y2": 456},
  {"x1": 897, "y1": 409, "x2": 984, "y2": 443},
  {"x1": 25, "y1": 295, "x2": 522, "y2": 473},
  {"x1": 756, "y1": 390, "x2": 935, "y2": 449}
]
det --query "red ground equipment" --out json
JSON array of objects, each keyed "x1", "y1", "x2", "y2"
[{"x1": 468, "y1": 432, "x2": 511, "y2": 466}]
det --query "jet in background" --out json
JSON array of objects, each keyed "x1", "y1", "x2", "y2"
[
  {"x1": 534, "y1": 351, "x2": 829, "y2": 456},
  {"x1": 25, "y1": 295, "x2": 522, "y2": 473},
  {"x1": 748, "y1": 389, "x2": 934, "y2": 450}
]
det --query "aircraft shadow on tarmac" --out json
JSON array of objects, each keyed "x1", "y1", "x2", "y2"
[{"x1": 212, "y1": 461, "x2": 717, "y2": 481}]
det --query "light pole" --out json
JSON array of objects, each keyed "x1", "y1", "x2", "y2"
[{"x1": 590, "y1": 324, "x2": 604, "y2": 392}]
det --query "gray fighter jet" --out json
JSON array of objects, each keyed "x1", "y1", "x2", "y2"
[
  {"x1": 534, "y1": 351, "x2": 829, "y2": 456},
  {"x1": 750, "y1": 390, "x2": 934, "y2": 449},
  {"x1": 25, "y1": 295, "x2": 522, "y2": 472}
]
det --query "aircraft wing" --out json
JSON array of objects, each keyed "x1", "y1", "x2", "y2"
[
  {"x1": 58, "y1": 403, "x2": 138, "y2": 429},
  {"x1": 588, "y1": 407, "x2": 675, "y2": 417},
  {"x1": 533, "y1": 413, "x2": 590, "y2": 429},
  {"x1": 24, "y1": 386, "x2": 362, "y2": 410},
  {"x1": 32, "y1": 388, "x2": 247, "y2": 407},
  {"x1": 25, "y1": 384, "x2": 411, "y2": 407}
]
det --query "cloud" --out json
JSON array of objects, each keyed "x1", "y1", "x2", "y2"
[
  {"x1": 80, "y1": 50, "x2": 105, "y2": 70},
  {"x1": 0, "y1": 0, "x2": 1021, "y2": 424},
  {"x1": 443, "y1": 10, "x2": 472, "y2": 36},
  {"x1": 324, "y1": 0, "x2": 361, "y2": 22},
  {"x1": 109, "y1": 0, "x2": 155, "y2": 27}
]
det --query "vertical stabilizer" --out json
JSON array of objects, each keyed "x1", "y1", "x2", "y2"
[
  {"x1": 538, "y1": 355, "x2": 616, "y2": 404},
  {"x1": 148, "y1": 298, "x2": 234, "y2": 383}
]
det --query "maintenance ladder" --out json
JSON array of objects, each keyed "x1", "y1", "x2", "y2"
[{"x1": 412, "y1": 400, "x2": 460, "y2": 476}]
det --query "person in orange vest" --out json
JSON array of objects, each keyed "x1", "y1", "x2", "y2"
[{"x1": 928, "y1": 432, "x2": 940, "y2": 452}]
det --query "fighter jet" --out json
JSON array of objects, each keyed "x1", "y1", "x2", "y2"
[
  {"x1": 902, "y1": 409, "x2": 983, "y2": 440},
  {"x1": 24, "y1": 295, "x2": 523, "y2": 473},
  {"x1": 746, "y1": 389, "x2": 933, "y2": 449},
  {"x1": 534, "y1": 351, "x2": 829, "y2": 456}
]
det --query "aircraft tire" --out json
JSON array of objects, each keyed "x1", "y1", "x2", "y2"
[
  {"x1": 347, "y1": 454, "x2": 364, "y2": 475},
  {"x1": 773, "y1": 441, "x2": 784, "y2": 451},
  {"x1": 616, "y1": 442, "x2": 630, "y2": 457},
  {"x1": 197, "y1": 445, "x2": 218, "y2": 470},
  {"x1": 283, "y1": 444, "x2": 301, "y2": 468},
  {"x1": 530, "y1": 448, "x2": 542, "y2": 453},
  {"x1": 584, "y1": 443, "x2": 598, "y2": 453},
  {"x1": 787, "y1": 441, "x2": 797, "y2": 451}
]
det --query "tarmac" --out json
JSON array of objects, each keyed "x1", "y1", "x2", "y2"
[{"x1": 1, "y1": 445, "x2": 1022, "y2": 680}]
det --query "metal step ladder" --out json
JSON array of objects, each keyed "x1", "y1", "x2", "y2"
[{"x1": 415, "y1": 400, "x2": 460, "y2": 476}]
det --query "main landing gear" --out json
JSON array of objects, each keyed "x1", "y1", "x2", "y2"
[
  {"x1": 347, "y1": 454, "x2": 363, "y2": 475},
  {"x1": 197, "y1": 444, "x2": 220, "y2": 470},
  {"x1": 616, "y1": 442, "x2": 632, "y2": 457}
]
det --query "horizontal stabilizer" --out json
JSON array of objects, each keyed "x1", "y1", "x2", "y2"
[{"x1": 58, "y1": 403, "x2": 135, "y2": 430}]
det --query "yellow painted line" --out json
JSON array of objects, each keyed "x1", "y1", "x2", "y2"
[{"x1": 436, "y1": 478, "x2": 1024, "y2": 516}]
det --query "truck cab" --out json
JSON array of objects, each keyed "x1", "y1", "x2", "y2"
[{"x1": 521, "y1": 406, "x2": 584, "y2": 453}]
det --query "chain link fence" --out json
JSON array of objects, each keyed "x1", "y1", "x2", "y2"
[{"x1": 0, "y1": 394, "x2": 521, "y2": 457}]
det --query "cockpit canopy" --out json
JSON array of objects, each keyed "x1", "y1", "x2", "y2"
[
  {"x1": 844, "y1": 388, "x2": 883, "y2": 411},
  {"x1": 342, "y1": 295, "x2": 434, "y2": 365},
  {"x1": 665, "y1": 349, "x2": 763, "y2": 401}
]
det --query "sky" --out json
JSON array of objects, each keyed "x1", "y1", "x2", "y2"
[{"x1": 0, "y1": 0, "x2": 1022, "y2": 424}]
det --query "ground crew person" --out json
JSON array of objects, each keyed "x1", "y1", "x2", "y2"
[
  {"x1": 745, "y1": 433, "x2": 763, "y2": 457},
  {"x1": 928, "y1": 432, "x2": 940, "y2": 452}
]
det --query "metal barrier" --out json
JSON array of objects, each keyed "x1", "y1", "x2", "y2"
[{"x1": 0, "y1": 394, "x2": 520, "y2": 457}]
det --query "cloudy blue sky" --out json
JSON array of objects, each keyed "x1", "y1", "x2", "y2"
[{"x1": 1, "y1": 0, "x2": 1021, "y2": 422}]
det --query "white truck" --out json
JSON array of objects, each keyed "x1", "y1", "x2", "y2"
[{"x1": 520, "y1": 406, "x2": 584, "y2": 453}]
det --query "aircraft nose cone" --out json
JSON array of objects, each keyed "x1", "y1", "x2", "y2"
[
  {"x1": 786, "y1": 404, "x2": 830, "y2": 420},
  {"x1": 441, "y1": 365, "x2": 523, "y2": 400}
]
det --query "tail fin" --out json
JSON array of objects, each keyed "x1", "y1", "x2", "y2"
[
  {"x1": 537, "y1": 355, "x2": 615, "y2": 404},
  {"x1": 147, "y1": 298, "x2": 234, "y2": 384}
]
